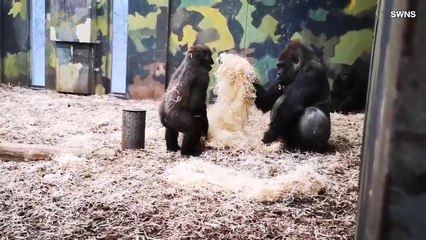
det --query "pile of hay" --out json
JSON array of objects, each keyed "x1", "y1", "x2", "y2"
[
  {"x1": 165, "y1": 159, "x2": 328, "y2": 202},
  {"x1": 0, "y1": 84, "x2": 364, "y2": 239},
  {"x1": 207, "y1": 53, "x2": 261, "y2": 150}
]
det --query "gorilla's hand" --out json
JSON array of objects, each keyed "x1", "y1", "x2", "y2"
[
  {"x1": 252, "y1": 81, "x2": 283, "y2": 113},
  {"x1": 262, "y1": 129, "x2": 278, "y2": 144},
  {"x1": 252, "y1": 82, "x2": 264, "y2": 91}
]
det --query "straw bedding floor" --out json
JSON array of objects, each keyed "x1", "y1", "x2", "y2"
[{"x1": 0, "y1": 84, "x2": 364, "y2": 239}]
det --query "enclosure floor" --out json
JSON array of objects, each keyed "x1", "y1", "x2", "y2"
[{"x1": 0, "y1": 84, "x2": 364, "y2": 239}]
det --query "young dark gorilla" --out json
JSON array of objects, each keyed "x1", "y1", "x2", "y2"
[
  {"x1": 159, "y1": 45, "x2": 214, "y2": 156},
  {"x1": 253, "y1": 40, "x2": 331, "y2": 152},
  {"x1": 331, "y1": 59, "x2": 369, "y2": 114}
]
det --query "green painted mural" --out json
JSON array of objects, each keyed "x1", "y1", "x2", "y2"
[
  {"x1": 126, "y1": 0, "x2": 169, "y2": 100},
  {"x1": 93, "y1": 0, "x2": 112, "y2": 95},
  {"x1": 0, "y1": 0, "x2": 376, "y2": 111},
  {"x1": 165, "y1": 0, "x2": 376, "y2": 103},
  {"x1": 45, "y1": 0, "x2": 112, "y2": 94},
  {"x1": 49, "y1": 0, "x2": 97, "y2": 43},
  {"x1": 123, "y1": 0, "x2": 376, "y2": 110},
  {"x1": 48, "y1": 0, "x2": 98, "y2": 94},
  {"x1": 1, "y1": 0, "x2": 30, "y2": 86}
]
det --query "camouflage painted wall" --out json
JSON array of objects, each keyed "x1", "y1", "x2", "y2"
[
  {"x1": 0, "y1": 0, "x2": 376, "y2": 101},
  {"x1": 126, "y1": 0, "x2": 169, "y2": 100},
  {"x1": 45, "y1": 0, "x2": 112, "y2": 94},
  {"x1": 49, "y1": 0, "x2": 97, "y2": 43},
  {"x1": 166, "y1": 0, "x2": 377, "y2": 101},
  {"x1": 124, "y1": 0, "x2": 376, "y2": 100},
  {"x1": 94, "y1": 0, "x2": 112, "y2": 95},
  {"x1": 0, "y1": 0, "x2": 30, "y2": 86}
]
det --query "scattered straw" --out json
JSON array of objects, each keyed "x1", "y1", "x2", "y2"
[
  {"x1": 0, "y1": 84, "x2": 364, "y2": 239},
  {"x1": 166, "y1": 160, "x2": 328, "y2": 202}
]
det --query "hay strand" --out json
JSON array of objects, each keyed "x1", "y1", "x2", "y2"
[
  {"x1": 165, "y1": 159, "x2": 328, "y2": 202},
  {"x1": 207, "y1": 53, "x2": 262, "y2": 150}
]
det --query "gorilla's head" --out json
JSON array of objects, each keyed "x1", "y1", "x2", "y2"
[
  {"x1": 275, "y1": 40, "x2": 312, "y2": 86},
  {"x1": 188, "y1": 44, "x2": 214, "y2": 70}
]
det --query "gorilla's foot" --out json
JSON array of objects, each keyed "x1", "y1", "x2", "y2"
[
  {"x1": 167, "y1": 145, "x2": 181, "y2": 152},
  {"x1": 181, "y1": 149, "x2": 202, "y2": 157}
]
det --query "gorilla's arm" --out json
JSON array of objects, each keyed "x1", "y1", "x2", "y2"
[
  {"x1": 188, "y1": 72, "x2": 209, "y2": 117},
  {"x1": 172, "y1": 62, "x2": 186, "y2": 80},
  {"x1": 253, "y1": 82, "x2": 283, "y2": 113},
  {"x1": 274, "y1": 81, "x2": 320, "y2": 128},
  {"x1": 189, "y1": 88, "x2": 207, "y2": 116},
  {"x1": 274, "y1": 95, "x2": 304, "y2": 127}
]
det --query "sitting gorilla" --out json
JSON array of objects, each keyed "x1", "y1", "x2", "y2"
[
  {"x1": 159, "y1": 45, "x2": 214, "y2": 156},
  {"x1": 253, "y1": 40, "x2": 331, "y2": 152},
  {"x1": 331, "y1": 58, "x2": 369, "y2": 114}
]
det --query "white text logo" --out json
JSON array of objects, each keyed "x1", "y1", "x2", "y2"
[{"x1": 391, "y1": 11, "x2": 416, "y2": 18}]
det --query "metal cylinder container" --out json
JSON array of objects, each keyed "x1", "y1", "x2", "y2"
[{"x1": 122, "y1": 108, "x2": 146, "y2": 150}]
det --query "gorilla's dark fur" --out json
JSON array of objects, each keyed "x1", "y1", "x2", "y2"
[
  {"x1": 331, "y1": 58, "x2": 369, "y2": 114},
  {"x1": 253, "y1": 40, "x2": 331, "y2": 152},
  {"x1": 159, "y1": 45, "x2": 214, "y2": 156}
]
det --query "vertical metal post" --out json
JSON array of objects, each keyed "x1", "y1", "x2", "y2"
[
  {"x1": 30, "y1": 0, "x2": 46, "y2": 87},
  {"x1": 111, "y1": 0, "x2": 128, "y2": 94}
]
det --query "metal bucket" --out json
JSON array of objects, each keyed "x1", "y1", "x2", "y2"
[{"x1": 122, "y1": 108, "x2": 146, "y2": 150}]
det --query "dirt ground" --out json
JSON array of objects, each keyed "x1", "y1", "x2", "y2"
[{"x1": 0, "y1": 84, "x2": 364, "y2": 239}]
